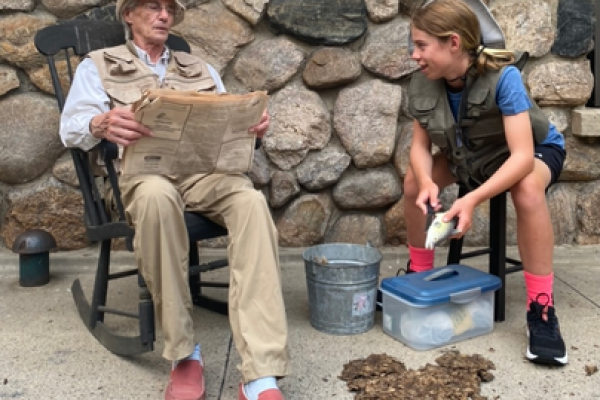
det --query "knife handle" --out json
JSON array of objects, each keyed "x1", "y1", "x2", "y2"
[{"x1": 426, "y1": 202, "x2": 435, "y2": 214}]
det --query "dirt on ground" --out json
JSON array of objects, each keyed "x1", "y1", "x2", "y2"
[{"x1": 339, "y1": 351, "x2": 496, "y2": 400}]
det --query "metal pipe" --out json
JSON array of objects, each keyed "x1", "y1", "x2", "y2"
[{"x1": 595, "y1": 0, "x2": 600, "y2": 106}]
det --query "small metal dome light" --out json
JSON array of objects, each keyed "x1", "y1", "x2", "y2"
[{"x1": 12, "y1": 229, "x2": 57, "y2": 287}]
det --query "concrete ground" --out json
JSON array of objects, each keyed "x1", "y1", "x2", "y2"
[{"x1": 0, "y1": 244, "x2": 599, "y2": 400}]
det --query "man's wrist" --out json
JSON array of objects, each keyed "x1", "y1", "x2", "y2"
[{"x1": 89, "y1": 114, "x2": 108, "y2": 139}]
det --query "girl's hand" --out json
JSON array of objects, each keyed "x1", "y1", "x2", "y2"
[
  {"x1": 415, "y1": 182, "x2": 443, "y2": 215},
  {"x1": 442, "y1": 194, "x2": 478, "y2": 238}
]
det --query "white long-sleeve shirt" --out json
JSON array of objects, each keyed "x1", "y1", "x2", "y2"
[{"x1": 59, "y1": 44, "x2": 226, "y2": 151}]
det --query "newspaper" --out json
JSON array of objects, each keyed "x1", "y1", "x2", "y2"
[{"x1": 121, "y1": 89, "x2": 269, "y2": 175}]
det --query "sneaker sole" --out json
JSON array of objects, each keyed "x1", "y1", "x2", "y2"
[
  {"x1": 526, "y1": 328, "x2": 568, "y2": 366},
  {"x1": 526, "y1": 347, "x2": 568, "y2": 366}
]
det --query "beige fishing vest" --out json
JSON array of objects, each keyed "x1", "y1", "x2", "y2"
[
  {"x1": 87, "y1": 42, "x2": 217, "y2": 174},
  {"x1": 408, "y1": 64, "x2": 549, "y2": 190}
]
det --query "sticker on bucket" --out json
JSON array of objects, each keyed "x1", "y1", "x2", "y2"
[{"x1": 352, "y1": 289, "x2": 376, "y2": 316}]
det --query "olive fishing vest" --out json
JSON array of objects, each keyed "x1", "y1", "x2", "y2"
[
  {"x1": 408, "y1": 64, "x2": 549, "y2": 190},
  {"x1": 86, "y1": 42, "x2": 217, "y2": 173}
]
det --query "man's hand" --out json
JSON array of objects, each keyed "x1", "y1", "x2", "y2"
[
  {"x1": 249, "y1": 109, "x2": 270, "y2": 139},
  {"x1": 90, "y1": 108, "x2": 153, "y2": 147}
]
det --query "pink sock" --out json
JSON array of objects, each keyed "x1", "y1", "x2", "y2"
[
  {"x1": 409, "y1": 245, "x2": 435, "y2": 272},
  {"x1": 524, "y1": 271, "x2": 554, "y2": 310}
]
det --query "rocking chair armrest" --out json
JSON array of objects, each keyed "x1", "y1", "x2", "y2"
[
  {"x1": 95, "y1": 140, "x2": 128, "y2": 223},
  {"x1": 98, "y1": 140, "x2": 119, "y2": 162}
]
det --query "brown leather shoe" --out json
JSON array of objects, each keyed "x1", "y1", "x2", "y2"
[
  {"x1": 164, "y1": 360, "x2": 205, "y2": 400},
  {"x1": 238, "y1": 382, "x2": 284, "y2": 400}
]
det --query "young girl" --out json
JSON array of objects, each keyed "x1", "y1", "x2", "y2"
[{"x1": 404, "y1": 0, "x2": 567, "y2": 366}]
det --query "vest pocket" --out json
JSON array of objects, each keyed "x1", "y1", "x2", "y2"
[
  {"x1": 105, "y1": 83, "x2": 154, "y2": 106},
  {"x1": 462, "y1": 116, "x2": 505, "y2": 150},
  {"x1": 477, "y1": 149, "x2": 509, "y2": 182},
  {"x1": 428, "y1": 130, "x2": 448, "y2": 149},
  {"x1": 104, "y1": 75, "x2": 157, "y2": 105},
  {"x1": 104, "y1": 52, "x2": 137, "y2": 75},
  {"x1": 106, "y1": 87, "x2": 145, "y2": 106},
  {"x1": 466, "y1": 86, "x2": 490, "y2": 117},
  {"x1": 173, "y1": 52, "x2": 204, "y2": 78},
  {"x1": 164, "y1": 77, "x2": 216, "y2": 92},
  {"x1": 410, "y1": 97, "x2": 438, "y2": 127}
]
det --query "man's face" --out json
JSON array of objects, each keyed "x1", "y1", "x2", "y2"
[{"x1": 123, "y1": 0, "x2": 179, "y2": 47}]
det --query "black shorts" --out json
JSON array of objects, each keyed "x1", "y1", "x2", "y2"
[{"x1": 534, "y1": 143, "x2": 566, "y2": 188}]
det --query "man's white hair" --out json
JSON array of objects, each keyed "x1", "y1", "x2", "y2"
[{"x1": 117, "y1": 0, "x2": 138, "y2": 41}]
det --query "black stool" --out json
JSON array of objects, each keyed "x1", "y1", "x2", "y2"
[{"x1": 446, "y1": 186, "x2": 523, "y2": 322}]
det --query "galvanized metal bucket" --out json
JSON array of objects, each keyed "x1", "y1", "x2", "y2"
[{"x1": 303, "y1": 243, "x2": 382, "y2": 335}]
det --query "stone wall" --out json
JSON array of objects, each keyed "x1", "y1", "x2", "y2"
[{"x1": 0, "y1": 0, "x2": 599, "y2": 251}]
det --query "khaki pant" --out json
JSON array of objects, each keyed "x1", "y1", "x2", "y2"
[{"x1": 118, "y1": 173, "x2": 290, "y2": 382}]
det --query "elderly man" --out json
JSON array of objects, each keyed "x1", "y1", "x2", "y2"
[{"x1": 59, "y1": 0, "x2": 290, "y2": 399}]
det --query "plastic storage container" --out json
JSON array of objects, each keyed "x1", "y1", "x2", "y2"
[{"x1": 380, "y1": 264, "x2": 502, "y2": 350}]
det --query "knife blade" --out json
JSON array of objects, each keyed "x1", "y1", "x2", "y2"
[{"x1": 424, "y1": 202, "x2": 436, "y2": 232}]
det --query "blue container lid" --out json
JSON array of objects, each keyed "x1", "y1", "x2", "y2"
[{"x1": 380, "y1": 264, "x2": 502, "y2": 306}]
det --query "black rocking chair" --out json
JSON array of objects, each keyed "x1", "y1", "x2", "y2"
[{"x1": 34, "y1": 19, "x2": 230, "y2": 356}]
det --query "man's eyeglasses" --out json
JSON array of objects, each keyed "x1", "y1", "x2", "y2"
[{"x1": 142, "y1": 1, "x2": 180, "y2": 17}]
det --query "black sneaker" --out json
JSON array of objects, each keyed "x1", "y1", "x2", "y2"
[
  {"x1": 376, "y1": 261, "x2": 414, "y2": 312},
  {"x1": 526, "y1": 294, "x2": 568, "y2": 366}
]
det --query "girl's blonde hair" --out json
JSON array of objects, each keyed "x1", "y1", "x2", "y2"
[{"x1": 411, "y1": 0, "x2": 515, "y2": 75}]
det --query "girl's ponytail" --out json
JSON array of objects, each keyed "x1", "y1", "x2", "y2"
[{"x1": 473, "y1": 45, "x2": 515, "y2": 74}]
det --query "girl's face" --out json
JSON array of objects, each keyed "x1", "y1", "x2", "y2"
[{"x1": 410, "y1": 27, "x2": 460, "y2": 81}]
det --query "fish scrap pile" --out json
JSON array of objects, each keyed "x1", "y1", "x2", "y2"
[{"x1": 339, "y1": 351, "x2": 496, "y2": 400}]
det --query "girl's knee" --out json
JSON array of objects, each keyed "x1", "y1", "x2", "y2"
[{"x1": 511, "y1": 178, "x2": 547, "y2": 212}]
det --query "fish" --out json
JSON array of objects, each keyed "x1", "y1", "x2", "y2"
[{"x1": 425, "y1": 211, "x2": 461, "y2": 250}]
